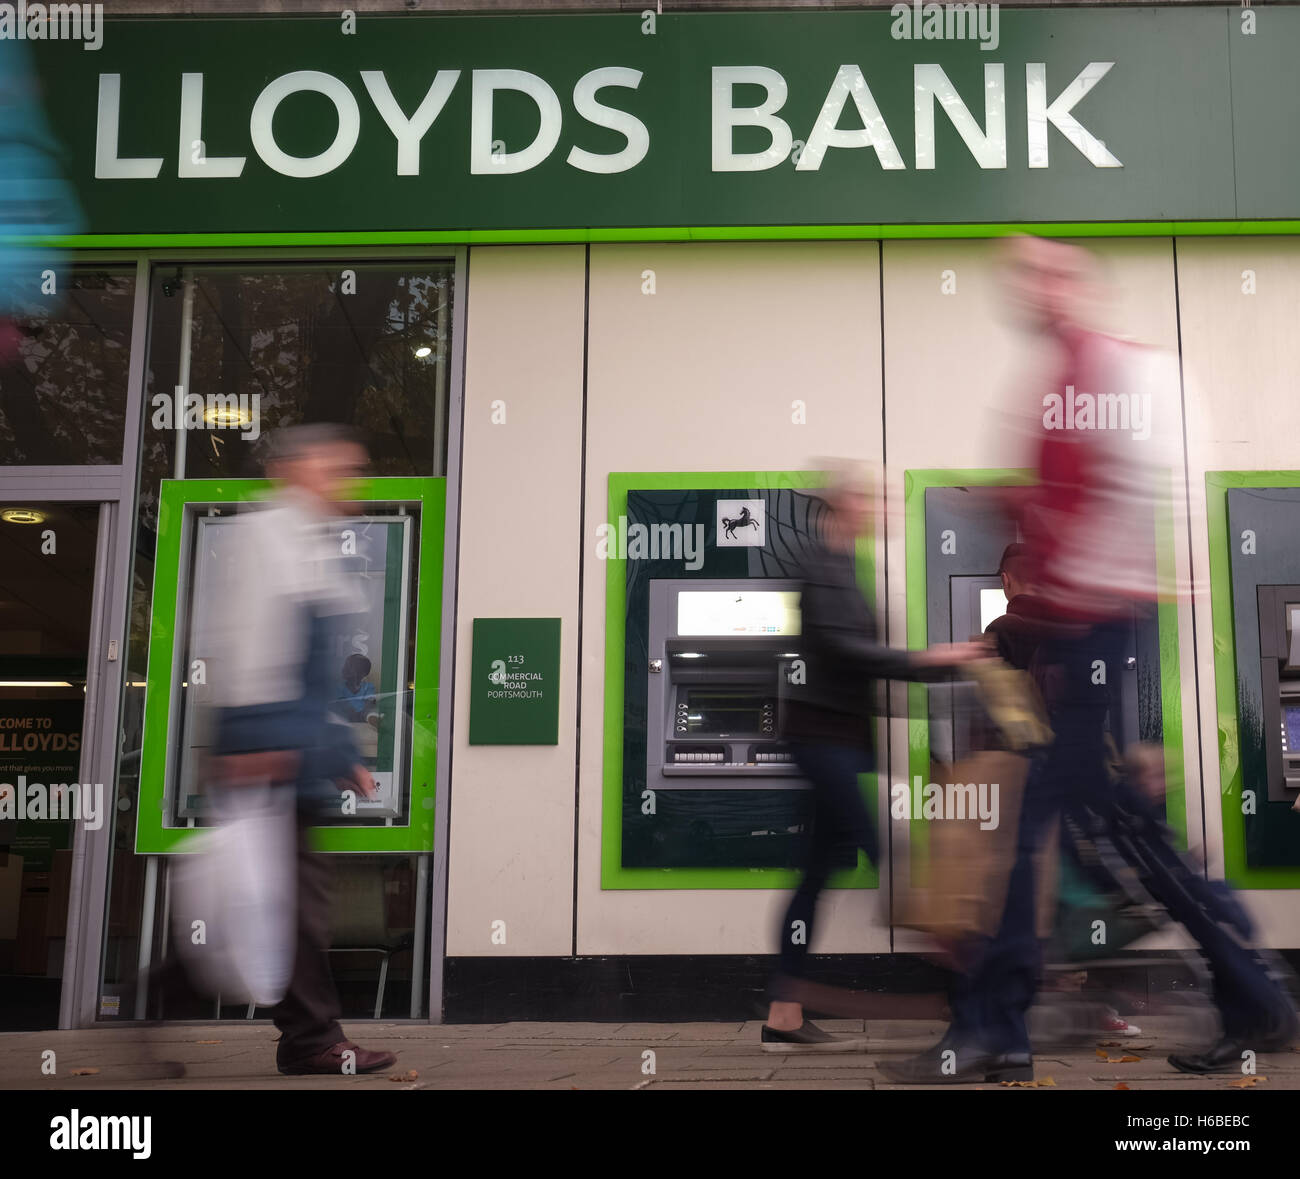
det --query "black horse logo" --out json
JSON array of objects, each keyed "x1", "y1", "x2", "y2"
[{"x1": 721, "y1": 505, "x2": 760, "y2": 540}]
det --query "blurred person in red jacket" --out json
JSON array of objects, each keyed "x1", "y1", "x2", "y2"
[{"x1": 882, "y1": 237, "x2": 1295, "y2": 1083}]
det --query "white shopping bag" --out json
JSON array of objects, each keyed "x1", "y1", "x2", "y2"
[{"x1": 170, "y1": 784, "x2": 297, "y2": 1007}]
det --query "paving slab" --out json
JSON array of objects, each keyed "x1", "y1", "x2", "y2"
[{"x1": 1, "y1": 1019, "x2": 1298, "y2": 1090}]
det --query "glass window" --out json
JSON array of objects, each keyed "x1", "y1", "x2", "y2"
[
  {"x1": 0, "y1": 267, "x2": 135, "y2": 465},
  {"x1": 100, "y1": 258, "x2": 454, "y2": 1024},
  {"x1": 142, "y1": 262, "x2": 451, "y2": 485}
]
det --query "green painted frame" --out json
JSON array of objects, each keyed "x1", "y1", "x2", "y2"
[
  {"x1": 903, "y1": 468, "x2": 1188, "y2": 870},
  {"x1": 134, "y1": 477, "x2": 446, "y2": 854},
  {"x1": 1205, "y1": 470, "x2": 1300, "y2": 888},
  {"x1": 601, "y1": 469, "x2": 878, "y2": 890},
  {"x1": 14, "y1": 222, "x2": 1300, "y2": 250}
]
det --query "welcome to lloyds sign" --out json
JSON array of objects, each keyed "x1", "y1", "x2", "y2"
[{"x1": 31, "y1": 6, "x2": 1300, "y2": 234}]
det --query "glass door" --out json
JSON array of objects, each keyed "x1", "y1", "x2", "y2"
[{"x1": 0, "y1": 501, "x2": 105, "y2": 1030}]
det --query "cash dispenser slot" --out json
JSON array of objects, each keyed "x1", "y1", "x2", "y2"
[
  {"x1": 660, "y1": 658, "x2": 798, "y2": 777},
  {"x1": 1258, "y1": 585, "x2": 1300, "y2": 800},
  {"x1": 647, "y1": 579, "x2": 807, "y2": 791}
]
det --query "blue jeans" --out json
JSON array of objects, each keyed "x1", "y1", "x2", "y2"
[{"x1": 771, "y1": 741, "x2": 876, "y2": 992}]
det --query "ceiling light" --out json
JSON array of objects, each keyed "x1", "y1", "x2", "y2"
[
  {"x1": 2, "y1": 509, "x2": 45, "y2": 524},
  {"x1": 202, "y1": 405, "x2": 253, "y2": 428},
  {"x1": 0, "y1": 680, "x2": 73, "y2": 687},
  {"x1": 414, "y1": 346, "x2": 432, "y2": 358}
]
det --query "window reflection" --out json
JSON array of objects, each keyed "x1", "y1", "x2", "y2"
[{"x1": 0, "y1": 268, "x2": 134, "y2": 465}]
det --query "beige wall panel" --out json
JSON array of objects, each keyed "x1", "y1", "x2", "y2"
[
  {"x1": 446, "y1": 245, "x2": 585, "y2": 956},
  {"x1": 578, "y1": 241, "x2": 888, "y2": 955},
  {"x1": 1176, "y1": 239, "x2": 1300, "y2": 918}
]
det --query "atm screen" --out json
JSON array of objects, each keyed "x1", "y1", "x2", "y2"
[
  {"x1": 678, "y1": 590, "x2": 800, "y2": 636},
  {"x1": 1285, "y1": 706, "x2": 1300, "y2": 752},
  {"x1": 682, "y1": 690, "x2": 771, "y2": 735},
  {"x1": 980, "y1": 587, "x2": 1010, "y2": 632}
]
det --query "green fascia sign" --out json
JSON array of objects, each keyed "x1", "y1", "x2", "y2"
[
  {"x1": 24, "y1": 6, "x2": 1300, "y2": 240},
  {"x1": 136, "y1": 477, "x2": 445, "y2": 855}
]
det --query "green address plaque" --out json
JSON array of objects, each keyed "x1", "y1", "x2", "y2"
[
  {"x1": 469, "y1": 618, "x2": 562, "y2": 745},
  {"x1": 134, "y1": 477, "x2": 446, "y2": 854}
]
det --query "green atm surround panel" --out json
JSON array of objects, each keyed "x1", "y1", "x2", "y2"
[
  {"x1": 1207, "y1": 472, "x2": 1300, "y2": 886},
  {"x1": 601, "y1": 470, "x2": 878, "y2": 891},
  {"x1": 904, "y1": 469, "x2": 1189, "y2": 866},
  {"x1": 135, "y1": 477, "x2": 446, "y2": 855}
]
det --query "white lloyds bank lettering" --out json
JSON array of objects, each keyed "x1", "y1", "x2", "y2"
[
  {"x1": 94, "y1": 74, "x2": 163, "y2": 180},
  {"x1": 715, "y1": 62, "x2": 1117, "y2": 172},
  {"x1": 93, "y1": 58, "x2": 1120, "y2": 181},
  {"x1": 470, "y1": 70, "x2": 563, "y2": 174},
  {"x1": 178, "y1": 73, "x2": 246, "y2": 178},
  {"x1": 250, "y1": 71, "x2": 361, "y2": 178},
  {"x1": 567, "y1": 67, "x2": 650, "y2": 174},
  {"x1": 711, "y1": 66, "x2": 793, "y2": 172},
  {"x1": 913, "y1": 63, "x2": 1006, "y2": 169},
  {"x1": 1026, "y1": 61, "x2": 1122, "y2": 169},
  {"x1": 796, "y1": 65, "x2": 905, "y2": 173},
  {"x1": 361, "y1": 70, "x2": 460, "y2": 176}
]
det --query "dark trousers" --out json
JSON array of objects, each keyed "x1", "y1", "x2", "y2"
[
  {"x1": 270, "y1": 806, "x2": 345, "y2": 1064},
  {"x1": 950, "y1": 620, "x2": 1291, "y2": 1054},
  {"x1": 770, "y1": 741, "x2": 876, "y2": 995},
  {"x1": 949, "y1": 621, "x2": 1125, "y2": 1055}
]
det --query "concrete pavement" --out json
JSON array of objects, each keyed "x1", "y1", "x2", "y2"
[{"x1": 2, "y1": 1016, "x2": 1299, "y2": 1090}]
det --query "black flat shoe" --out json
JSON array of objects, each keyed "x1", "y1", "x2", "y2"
[
  {"x1": 877, "y1": 1041, "x2": 1033, "y2": 1084},
  {"x1": 1168, "y1": 1038, "x2": 1252, "y2": 1075},
  {"x1": 1256, "y1": 1004, "x2": 1299, "y2": 1052},
  {"x1": 760, "y1": 1021, "x2": 867, "y2": 1053}
]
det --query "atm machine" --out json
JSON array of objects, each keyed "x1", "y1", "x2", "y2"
[
  {"x1": 1257, "y1": 586, "x2": 1300, "y2": 803},
  {"x1": 646, "y1": 579, "x2": 806, "y2": 791}
]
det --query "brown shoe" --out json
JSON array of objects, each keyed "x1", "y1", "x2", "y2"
[{"x1": 278, "y1": 1040, "x2": 397, "y2": 1076}]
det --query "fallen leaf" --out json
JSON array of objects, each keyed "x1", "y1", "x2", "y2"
[
  {"x1": 387, "y1": 1074, "x2": 405, "y2": 1083},
  {"x1": 1038, "y1": 1076, "x2": 1057, "y2": 1087},
  {"x1": 1000, "y1": 1080, "x2": 1039, "y2": 1087},
  {"x1": 1227, "y1": 1076, "x2": 1267, "y2": 1088},
  {"x1": 69, "y1": 1067, "x2": 99, "y2": 1076},
  {"x1": 1095, "y1": 1049, "x2": 1108, "y2": 1059},
  {"x1": 1118, "y1": 1055, "x2": 1143, "y2": 1063},
  {"x1": 1114, "y1": 1083, "x2": 1130, "y2": 1090},
  {"x1": 405, "y1": 1069, "x2": 418, "y2": 1080}
]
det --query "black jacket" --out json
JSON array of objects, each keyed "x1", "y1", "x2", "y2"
[
  {"x1": 780, "y1": 542, "x2": 953, "y2": 750},
  {"x1": 985, "y1": 593, "x2": 1057, "y2": 675}
]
